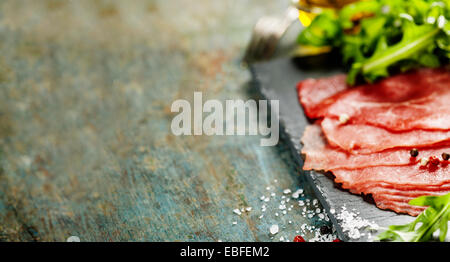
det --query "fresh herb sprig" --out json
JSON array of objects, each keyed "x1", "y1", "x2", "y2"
[
  {"x1": 298, "y1": 0, "x2": 450, "y2": 85},
  {"x1": 377, "y1": 193, "x2": 450, "y2": 242}
]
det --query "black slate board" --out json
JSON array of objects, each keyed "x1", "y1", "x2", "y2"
[{"x1": 251, "y1": 56, "x2": 416, "y2": 241}]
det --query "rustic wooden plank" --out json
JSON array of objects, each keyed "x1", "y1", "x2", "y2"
[{"x1": 0, "y1": 0, "x2": 333, "y2": 241}]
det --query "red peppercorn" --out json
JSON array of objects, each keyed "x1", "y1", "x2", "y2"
[
  {"x1": 429, "y1": 156, "x2": 440, "y2": 166},
  {"x1": 332, "y1": 238, "x2": 342, "y2": 242},
  {"x1": 293, "y1": 235, "x2": 305, "y2": 242}
]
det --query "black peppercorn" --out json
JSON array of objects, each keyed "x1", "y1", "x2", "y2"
[
  {"x1": 320, "y1": 225, "x2": 332, "y2": 235},
  {"x1": 443, "y1": 153, "x2": 450, "y2": 161},
  {"x1": 410, "y1": 148, "x2": 419, "y2": 157}
]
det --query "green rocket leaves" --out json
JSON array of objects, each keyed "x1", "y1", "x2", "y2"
[
  {"x1": 298, "y1": 0, "x2": 450, "y2": 85},
  {"x1": 377, "y1": 193, "x2": 450, "y2": 242}
]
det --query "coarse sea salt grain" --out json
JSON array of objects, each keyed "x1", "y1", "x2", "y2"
[
  {"x1": 283, "y1": 189, "x2": 291, "y2": 194},
  {"x1": 270, "y1": 224, "x2": 279, "y2": 235},
  {"x1": 233, "y1": 209, "x2": 242, "y2": 216}
]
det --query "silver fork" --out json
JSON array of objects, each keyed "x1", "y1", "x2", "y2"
[{"x1": 243, "y1": 6, "x2": 300, "y2": 64}]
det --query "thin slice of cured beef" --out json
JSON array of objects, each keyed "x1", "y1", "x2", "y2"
[
  {"x1": 333, "y1": 164, "x2": 450, "y2": 191},
  {"x1": 296, "y1": 74, "x2": 347, "y2": 118},
  {"x1": 371, "y1": 190, "x2": 450, "y2": 216},
  {"x1": 333, "y1": 168, "x2": 450, "y2": 216},
  {"x1": 301, "y1": 123, "x2": 450, "y2": 170},
  {"x1": 297, "y1": 67, "x2": 450, "y2": 131},
  {"x1": 372, "y1": 196, "x2": 426, "y2": 216},
  {"x1": 321, "y1": 118, "x2": 450, "y2": 154}
]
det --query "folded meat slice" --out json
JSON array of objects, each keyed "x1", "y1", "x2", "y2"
[
  {"x1": 297, "y1": 67, "x2": 450, "y2": 131},
  {"x1": 321, "y1": 118, "x2": 450, "y2": 154},
  {"x1": 371, "y1": 190, "x2": 449, "y2": 216},
  {"x1": 333, "y1": 168, "x2": 450, "y2": 216},
  {"x1": 301, "y1": 123, "x2": 450, "y2": 170},
  {"x1": 372, "y1": 196, "x2": 426, "y2": 216},
  {"x1": 333, "y1": 164, "x2": 450, "y2": 191},
  {"x1": 297, "y1": 74, "x2": 347, "y2": 118}
]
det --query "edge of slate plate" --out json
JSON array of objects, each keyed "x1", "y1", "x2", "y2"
[{"x1": 250, "y1": 56, "x2": 416, "y2": 242}]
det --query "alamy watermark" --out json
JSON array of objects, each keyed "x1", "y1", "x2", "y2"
[{"x1": 171, "y1": 92, "x2": 279, "y2": 146}]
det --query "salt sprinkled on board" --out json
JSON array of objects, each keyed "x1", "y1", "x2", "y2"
[
  {"x1": 335, "y1": 205, "x2": 379, "y2": 240},
  {"x1": 232, "y1": 184, "x2": 338, "y2": 242}
]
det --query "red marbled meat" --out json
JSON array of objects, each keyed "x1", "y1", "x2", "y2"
[
  {"x1": 296, "y1": 74, "x2": 347, "y2": 118},
  {"x1": 297, "y1": 68, "x2": 450, "y2": 131},
  {"x1": 297, "y1": 68, "x2": 450, "y2": 216},
  {"x1": 333, "y1": 166, "x2": 450, "y2": 216},
  {"x1": 301, "y1": 123, "x2": 450, "y2": 170},
  {"x1": 321, "y1": 118, "x2": 450, "y2": 154},
  {"x1": 333, "y1": 165, "x2": 450, "y2": 191}
]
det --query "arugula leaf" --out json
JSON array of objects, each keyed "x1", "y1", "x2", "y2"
[
  {"x1": 297, "y1": 0, "x2": 450, "y2": 85},
  {"x1": 377, "y1": 193, "x2": 450, "y2": 242}
]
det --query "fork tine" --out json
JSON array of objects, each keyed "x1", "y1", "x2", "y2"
[{"x1": 243, "y1": 6, "x2": 299, "y2": 64}]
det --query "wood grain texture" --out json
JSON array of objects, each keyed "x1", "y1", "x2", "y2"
[{"x1": 0, "y1": 0, "x2": 333, "y2": 241}]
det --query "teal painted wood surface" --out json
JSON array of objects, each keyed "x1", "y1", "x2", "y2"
[{"x1": 0, "y1": 0, "x2": 332, "y2": 241}]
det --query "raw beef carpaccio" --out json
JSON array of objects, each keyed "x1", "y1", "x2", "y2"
[
  {"x1": 301, "y1": 124, "x2": 450, "y2": 171},
  {"x1": 297, "y1": 67, "x2": 450, "y2": 216},
  {"x1": 297, "y1": 68, "x2": 450, "y2": 131}
]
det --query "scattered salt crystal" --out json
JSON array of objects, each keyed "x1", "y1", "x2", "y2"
[
  {"x1": 245, "y1": 207, "x2": 252, "y2": 212},
  {"x1": 283, "y1": 189, "x2": 291, "y2": 194},
  {"x1": 270, "y1": 225, "x2": 279, "y2": 235},
  {"x1": 279, "y1": 204, "x2": 286, "y2": 210},
  {"x1": 233, "y1": 209, "x2": 242, "y2": 215},
  {"x1": 270, "y1": 193, "x2": 275, "y2": 197},
  {"x1": 232, "y1": 221, "x2": 237, "y2": 225},
  {"x1": 330, "y1": 208, "x2": 335, "y2": 214}
]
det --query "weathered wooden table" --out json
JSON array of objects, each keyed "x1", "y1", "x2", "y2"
[{"x1": 0, "y1": 0, "x2": 332, "y2": 241}]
